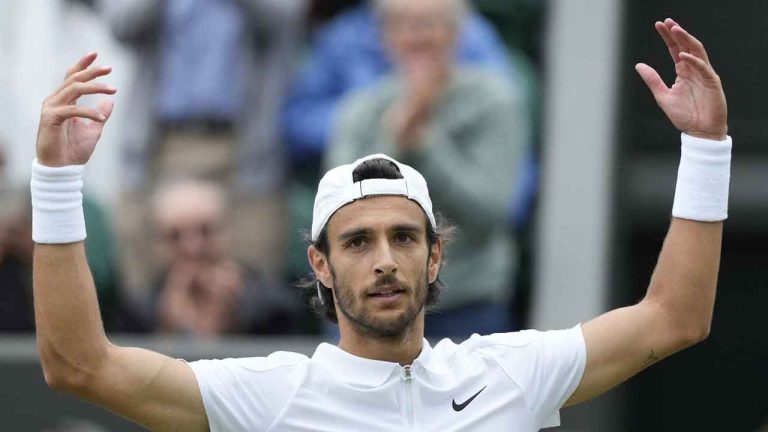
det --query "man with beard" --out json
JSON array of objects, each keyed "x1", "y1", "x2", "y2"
[
  {"x1": 325, "y1": 0, "x2": 532, "y2": 340},
  {"x1": 31, "y1": 19, "x2": 729, "y2": 431}
]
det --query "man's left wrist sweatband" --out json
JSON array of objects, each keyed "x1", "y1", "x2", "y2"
[
  {"x1": 672, "y1": 133, "x2": 732, "y2": 222},
  {"x1": 30, "y1": 159, "x2": 87, "y2": 244}
]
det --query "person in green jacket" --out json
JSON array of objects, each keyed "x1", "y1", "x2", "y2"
[{"x1": 325, "y1": 0, "x2": 531, "y2": 339}]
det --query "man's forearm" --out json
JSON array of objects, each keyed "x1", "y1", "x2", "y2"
[
  {"x1": 641, "y1": 132, "x2": 730, "y2": 341},
  {"x1": 643, "y1": 218, "x2": 722, "y2": 341},
  {"x1": 34, "y1": 243, "x2": 109, "y2": 390}
]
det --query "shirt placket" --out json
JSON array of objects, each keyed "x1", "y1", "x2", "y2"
[{"x1": 401, "y1": 365, "x2": 415, "y2": 430}]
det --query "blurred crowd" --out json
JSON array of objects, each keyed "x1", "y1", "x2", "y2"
[{"x1": 0, "y1": 0, "x2": 544, "y2": 340}]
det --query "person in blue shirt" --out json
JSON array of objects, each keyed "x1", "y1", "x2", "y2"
[
  {"x1": 101, "y1": 0, "x2": 305, "y2": 315},
  {"x1": 281, "y1": 1, "x2": 526, "y2": 168}
]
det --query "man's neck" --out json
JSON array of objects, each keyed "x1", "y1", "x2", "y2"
[{"x1": 337, "y1": 321, "x2": 425, "y2": 366}]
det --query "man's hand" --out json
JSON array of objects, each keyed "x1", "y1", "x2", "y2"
[
  {"x1": 36, "y1": 52, "x2": 116, "y2": 167},
  {"x1": 635, "y1": 19, "x2": 727, "y2": 140}
]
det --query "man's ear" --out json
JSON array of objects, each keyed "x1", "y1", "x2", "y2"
[
  {"x1": 427, "y1": 237, "x2": 442, "y2": 284},
  {"x1": 308, "y1": 245, "x2": 333, "y2": 288}
]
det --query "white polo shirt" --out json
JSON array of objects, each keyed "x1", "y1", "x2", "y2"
[{"x1": 189, "y1": 325, "x2": 586, "y2": 431}]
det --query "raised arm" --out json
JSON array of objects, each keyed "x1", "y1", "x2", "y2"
[
  {"x1": 567, "y1": 19, "x2": 729, "y2": 405},
  {"x1": 33, "y1": 53, "x2": 207, "y2": 431}
]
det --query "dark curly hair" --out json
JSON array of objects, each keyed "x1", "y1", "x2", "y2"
[{"x1": 298, "y1": 158, "x2": 454, "y2": 323}]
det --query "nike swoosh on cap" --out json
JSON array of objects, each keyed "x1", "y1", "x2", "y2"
[{"x1": 452, "y1": 386, "x2": 487, "y2": 412}]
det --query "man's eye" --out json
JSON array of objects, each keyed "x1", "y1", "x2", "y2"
[
  {"x1": 347, "y1": 238, "x2": 367, "y2": 248},
  {"x1": 395, "y1": 233, "x2": 414, "y2": 243}
]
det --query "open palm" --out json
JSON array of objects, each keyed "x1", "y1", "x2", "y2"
[
  {"x1": 61, "y1": 99, "x2": 113, "y2": 163},
  {"x1": 635, "y1": 19, "x2": 727, "y2": 140},
  {"x1": 36, "y1": 53, "x2": 116, "y2": 167}
]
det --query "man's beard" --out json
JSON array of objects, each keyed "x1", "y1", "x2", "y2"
[{"x1": 332, "y1": 267, "x2": 429, "y2": 341}]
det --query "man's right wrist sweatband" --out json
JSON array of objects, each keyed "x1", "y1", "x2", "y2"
[
  {"x1": 672, "y1": 133, "x2": 732, "y2": 222},
  {"x1": 30, "y1": 159, "x2": 87, "y2": 244}
]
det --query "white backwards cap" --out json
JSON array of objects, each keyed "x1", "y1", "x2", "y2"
[{"x1": 311, "y1": 154, "x2": 436, "y2": 241}]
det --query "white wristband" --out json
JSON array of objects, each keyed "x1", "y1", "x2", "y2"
[
  {"x1": 30, "y1": 159, "x2": 87, "y2": 244},
  {"x1": 672, "y1": 133, "x2": 732, "y2": 222}
]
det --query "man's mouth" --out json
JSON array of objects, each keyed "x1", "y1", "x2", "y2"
[{"x1": 368, "y1": 284, "x2": 406, "y2": 298}]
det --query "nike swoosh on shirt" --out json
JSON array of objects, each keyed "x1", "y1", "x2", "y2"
[{"x1": 452, "y1": 386, "x2": 487, "y2": 412}]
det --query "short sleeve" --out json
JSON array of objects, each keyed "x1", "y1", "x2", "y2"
[
  {"x1": 188, "y1": 352, "x2": 307, "y2": 432},
  {"x1": 472, "y1": 325, "x2": 587, "y2": 428}
]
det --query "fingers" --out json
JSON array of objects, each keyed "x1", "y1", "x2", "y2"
[
  {"x1": 95, "y1": 99, "x2": 115, "y2": 121},
  {"x1": 654, "y1": 18, "x2": 715, "y2": 83},
  {"x1": 45, "y1": 54, "x2": 116, "y2": 114},
  {"x1": 657, "y1": 18, "x2": 716, "y2": 81},
  {"x1": 679, "y1": 52, "x2": 718, "y2": 81},
  {"x1": 64, "y1": 52, "x2": 98, "y2": 80},
  {"x1": 58, "y1": 65, "x2": 112, "y2": 93},
  {"x1": 45, "y1": 105, "x2": 108, "y2": 125},
  {"x1": 656, "y1": 19, "x2": 711, "y2": 66},
  {"x1": 635, "y1": 63, "x2": 668, "y2": 100},
  {"x1": 51, "y1": 53, "x2": 115, "y2": 105},
  {"x1": 655, "y1": 21, "x2": 680, "y2": 63},
  {"x1": 659, "y1": 18, "x2": 710, "y2": 63},
  {"x1": 669, "y1": 22, "x2": 710, "y2": 64},
  {"x1": 49, "y1": 82, "x2": 117, "y2": 106}
]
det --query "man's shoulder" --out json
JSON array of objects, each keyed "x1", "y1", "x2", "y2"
[
  {"x1": 457, "y1": 327, "x2": 584, "y2": 353},
  {"x1": 429, "y1": 328, "x2": 584, "y2": 385},
  {"x1": 189, "y1": 351, "x2": 310, "y2": 380},
  {"x1": 189, "y1": 351, "x2": 312, "y2": 429},
  {"x1": 429, "y1": 329, "x2": 575, "y2": 366},
  {"x1": 452, "y1": 330, "x2": 538, "y2": 353},
  {"x1": 427, "y1": 331, "x2": 537, "y2": 365},
  {"x1": 454, "y1": 327, "x2": 586, "y2": 375}
]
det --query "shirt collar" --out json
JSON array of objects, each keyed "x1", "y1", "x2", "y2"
[{"x1": 312, "y1": 339, "x2": 434, "y2": 387}]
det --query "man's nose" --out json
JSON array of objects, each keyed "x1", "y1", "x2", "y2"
[{"x1": 373, "y1": 241, "x2": 398, "y2": 275}]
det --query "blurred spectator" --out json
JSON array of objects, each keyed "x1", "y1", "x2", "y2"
[
  {"x1": 150, "y1": 180, "x2": 299, "y2": 336},
  {"x1": 282, "y1": 0, "x2": 520, "y2": 168},
  {"x1": 0, "y1": 152, "x2": 34, "y2": 330},
  {"x1": 325, "y1": 0, "x2": 530, "y2": 339},
  {"x1": 0, "y1": 142, "x2": 129, "y2": 332},
  {"x1": 99, "y1": 0, "x2": 306, "y2": 307},
  {"x1": 0, "y1": 139, "x2": 34, "y2": 331}
]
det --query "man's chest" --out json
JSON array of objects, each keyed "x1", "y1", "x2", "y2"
[{"x1": 265, "y1": 366, "x2": 538, "y2": 431}]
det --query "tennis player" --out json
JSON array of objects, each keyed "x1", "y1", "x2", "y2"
[{"x1": 30, "y1": 19, "x2": 729, "y2": 431}]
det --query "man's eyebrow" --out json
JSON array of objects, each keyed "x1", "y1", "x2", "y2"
[
  {"x1": 391, "y1": 224, "x2": 423, "y2": 234},
  {"x1": 336, "y1": 223, "x2": 423, "y2": 241},
  {"x1": 337, "y1": 228, "x2": 372, "y2": 242}
]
